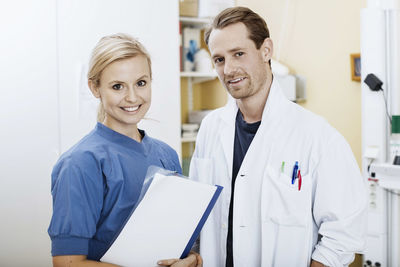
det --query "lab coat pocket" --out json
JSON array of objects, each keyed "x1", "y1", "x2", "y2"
[
  {"x1": 189, "y1": 157, "x2": 214, "y2": 185},
  {"x1": 262, "y1": 165, "x2": 312, "y2": 226},
  {"x1": 261, "y1": 166, "x2": 312, "y2": 266},
  {"x1": 261, "y1": 220, "x2": 310, "y2": 267}
]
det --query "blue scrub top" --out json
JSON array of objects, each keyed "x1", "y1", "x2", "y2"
[{"x1": 48, "y1": 123, "x2": 182, "y2": 260}]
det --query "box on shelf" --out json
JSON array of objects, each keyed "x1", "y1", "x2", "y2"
[
  {"x1": 182, "y1": 123, "x2": 199, "y2": 132},
  {"x1": 179, "y1": 0, "x2": 198, "y2": 17},
  {"x1": 182, "y1": 132, "x2": 198, "y2": 138},
  {"x1": 182, "y1": 123, "x2": 199, "y2": 138}
]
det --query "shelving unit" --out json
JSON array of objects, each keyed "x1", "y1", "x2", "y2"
[
  {"x1": 179, "y1": 16, "x2": 225, "y2": 175},
  {"x1": 180, "y1": 71, "x2": 217, "y2": 112},
  {"x1": 179, "y1": 16, "x2": 215, "y2": 143}
]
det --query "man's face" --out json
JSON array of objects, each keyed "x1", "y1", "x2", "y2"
[{"x1": 208, "y1": 22, "x2": 272, "y2": 100}]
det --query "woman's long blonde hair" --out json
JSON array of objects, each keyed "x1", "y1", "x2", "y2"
[{"x1": 87, "y1": 33, "x2": 152, "y2": 122}]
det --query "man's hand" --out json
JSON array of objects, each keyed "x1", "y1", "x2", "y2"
[
  {"x1": 310, "y1": 260, "x2": 326, "y2": 267},
  {"x1": 157, "y1": 251, "x2": 202, "y2": 267}
]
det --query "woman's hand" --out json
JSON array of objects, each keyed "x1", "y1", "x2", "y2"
[{"x1": 157, "y1": 251, "x2": 202, "y2": 267}]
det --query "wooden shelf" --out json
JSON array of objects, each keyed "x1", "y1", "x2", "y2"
[
  {"x1": 180, "y1": 71, "x2": 217, "y2": 83},
  {"x1": 180, "y1": 71, "x2": 216, "y2": 77},
  {"x1": 179, "y1": 17, "x2": 211, "y2": 27},
  {"x1": 181, "y1": 135, "x2": 197, "y2": 143}
]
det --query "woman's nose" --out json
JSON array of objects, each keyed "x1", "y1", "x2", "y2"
[{"x1": 125, "y1": 87, "x2": 137, "y2": 102}]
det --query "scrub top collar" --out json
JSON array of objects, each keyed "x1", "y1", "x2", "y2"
[{"x1": 94, "y1": 122, "x2": 151, "y2": 155}]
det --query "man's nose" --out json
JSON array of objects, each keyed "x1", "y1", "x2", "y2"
[{"x1": 224, "y1": 59, "x2": 237, "y2": 76}]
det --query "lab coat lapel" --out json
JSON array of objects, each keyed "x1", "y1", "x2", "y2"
[
  {"x1": 240, "y1": 79, "x2": 283, "y2": 168},
  {"x1": 218, "y1": 97, "x2": 237, "y2": 179},
  {"x1": 259, "y1": 78, "x2": 285, "y2": 133},
  {"x1": 216, "y1": 80, "x2": 286, "y2": 180}
]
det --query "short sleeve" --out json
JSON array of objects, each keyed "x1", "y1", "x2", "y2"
[
  {"x1": 169, "y1": 148, "x2": 182, "y2": 174},
  {"x1": 48, "y1": 155, "x2": 104, "y2": 256}
]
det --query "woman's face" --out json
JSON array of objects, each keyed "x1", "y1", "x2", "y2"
[{"x1": 91, "y1": 55, "x2": 151, "y2": 135}]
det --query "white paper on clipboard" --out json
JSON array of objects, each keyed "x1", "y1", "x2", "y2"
[{"x1": 101, "y1": 172, "x2": 222, "y2": 267}]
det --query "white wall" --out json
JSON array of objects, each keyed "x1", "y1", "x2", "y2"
[
  {"x1": 0, "y1": 1, "x2": 58, "y2": 266},
  {"x1": 57, "y1": 0, "x2": 181, "y2": 155},
  {"x1": 0, "y1": 0, "x2": 180, "y2": 265}
]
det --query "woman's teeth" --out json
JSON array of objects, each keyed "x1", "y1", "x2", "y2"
[{"x1": 122, "y1": 106, "x2": 139, "y2": 112}]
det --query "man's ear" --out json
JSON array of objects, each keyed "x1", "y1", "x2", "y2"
[
  {"x1": 261, "y1": 38, "x2": 273, "y2": 63},
  {"x1": 88, "y1": 80, "x2": 101, "y2": 99}
]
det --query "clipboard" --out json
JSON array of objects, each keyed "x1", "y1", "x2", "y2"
[{"x1": 101, "y1": 172, "x2": 223, "y2": 267}]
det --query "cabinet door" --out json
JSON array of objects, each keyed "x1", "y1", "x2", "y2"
[
  {"x1": 57, "y1": 0, "x2": 181, "y2": 155},
  {"x1": 0, "y1": 0, "x2": 58, "y2": 265}
]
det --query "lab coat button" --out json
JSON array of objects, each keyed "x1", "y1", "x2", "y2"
[{"x1": 222, "y1": 223, "x2": 227, "y2": 229}]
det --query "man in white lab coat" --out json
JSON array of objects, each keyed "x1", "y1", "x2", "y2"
[{"x1": 189, "y1": 6, "x2": 367, "y2": 267}]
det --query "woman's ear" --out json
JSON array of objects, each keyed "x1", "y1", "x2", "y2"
[
  {"x1": 88, "y1": 80, "x2": 101, "y2": 99},
  {"x1": 261, "y1": 38, "x2": 273, "y2": 63}
]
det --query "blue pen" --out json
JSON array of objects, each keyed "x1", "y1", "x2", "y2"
[{"x1": 291, "y1": 161, "x2": 298, "y2": 184}]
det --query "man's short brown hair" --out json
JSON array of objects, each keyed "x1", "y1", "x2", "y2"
[{"x1": 204, "y1": 6, "x2": 270, "y2": 49}]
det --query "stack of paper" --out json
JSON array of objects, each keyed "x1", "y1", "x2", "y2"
[{"x1": 101, "y1": 173, "x2": 222, "y2": 267}]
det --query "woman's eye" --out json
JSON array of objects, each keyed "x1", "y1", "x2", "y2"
[
  {"x1": 137, "y1": 80, "x2": 147, "y2": 87},
  {"x1": 112, "y1": 84, "x2": 123, "y2": 90}
]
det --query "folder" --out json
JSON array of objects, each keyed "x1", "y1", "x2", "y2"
[{"x1": 101, "y1": 172, "x2": 223, "y2": 267}]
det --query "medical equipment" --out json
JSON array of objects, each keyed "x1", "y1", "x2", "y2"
[{"x1": 361, "y1": 1, "x2": 400, "y2": 265}]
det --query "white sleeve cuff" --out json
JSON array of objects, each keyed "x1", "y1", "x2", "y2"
[{"x1": 312, "y1": 244, "x2": 354, "y2": 267}]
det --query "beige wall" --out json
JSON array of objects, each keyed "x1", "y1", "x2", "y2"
[{"x1": 236, "y1": 0, "x2": 365, "y2": 168}]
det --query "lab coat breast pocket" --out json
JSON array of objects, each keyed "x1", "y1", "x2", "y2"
[
  {"x1": 263, "y1": 166, "x2": 312, "y2": 225},
  {"x1": 260, "y1": 166, "x2": 312, "y2": 267}
]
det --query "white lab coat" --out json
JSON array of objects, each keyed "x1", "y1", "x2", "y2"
[{"x1": 189, "y1": 80, "x2": 367, "y2": 267}]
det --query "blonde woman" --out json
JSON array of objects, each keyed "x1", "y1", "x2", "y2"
[{"x1": 48, "y1": 34, "x2": 201, "y2": 267}]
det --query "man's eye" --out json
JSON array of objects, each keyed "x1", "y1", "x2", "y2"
[
  {"x1": 235, "y1": 52, "x2": 244, "y2": 57},
  {"x1": 214, "y1": 57, "x2": 224, "y2": 64},
  {"x1": 137, "y1": 80, "x2": 147, "y2": 87},
  {"x1": 112, "y1": 84, "x2": 123, "y2": 90}
]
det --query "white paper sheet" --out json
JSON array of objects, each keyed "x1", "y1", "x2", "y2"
[{"x1": 101, "y1": 173, "x2": 220, "y2": 267}]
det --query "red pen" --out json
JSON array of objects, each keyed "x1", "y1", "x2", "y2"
[{"x1": 297, "y1": 169, "x2": 302, "y2": 191}]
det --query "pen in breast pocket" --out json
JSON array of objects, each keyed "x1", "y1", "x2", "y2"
[
  {"x1": 291, "y1": 161, "x2": 298, "y2": 184},
  {"x1": 281, "y1": 161, "x2": 285, "y2": 173},
  {"x1": 298, "y1": 169, "x2": 302, "y2": 191}
]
